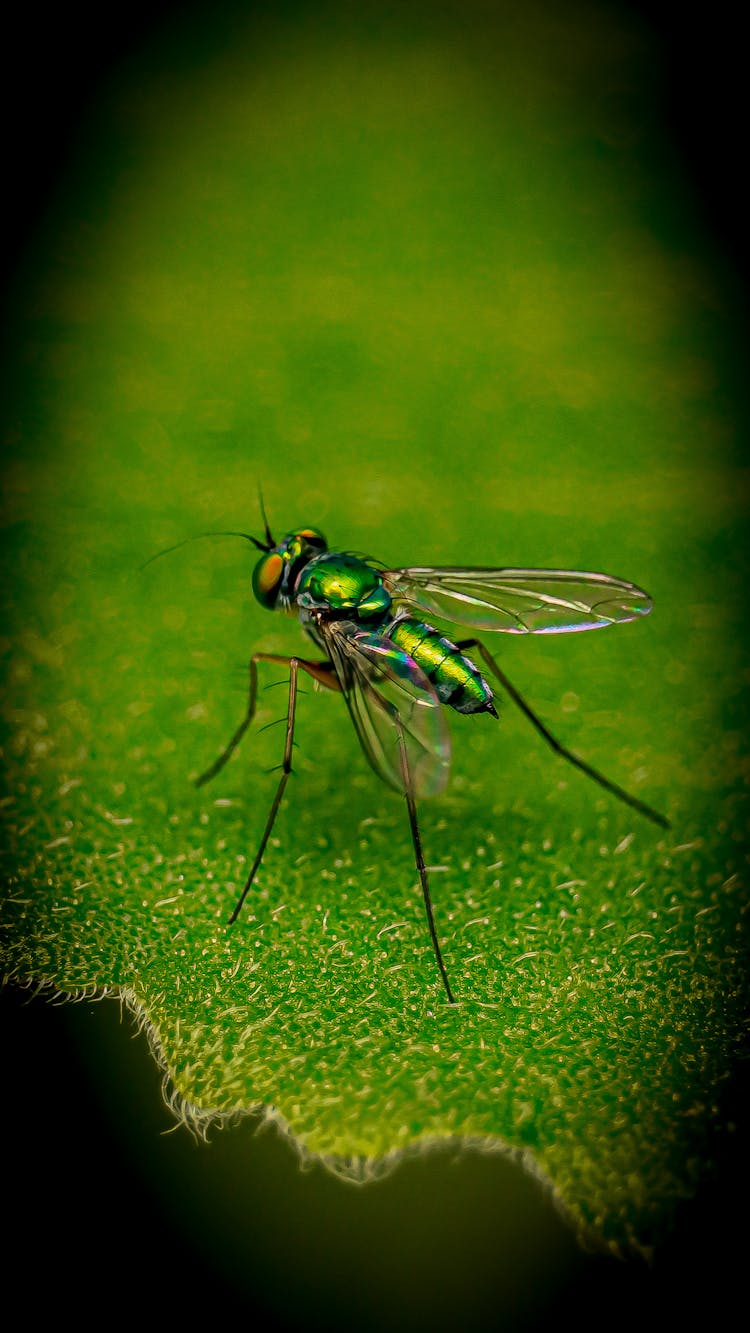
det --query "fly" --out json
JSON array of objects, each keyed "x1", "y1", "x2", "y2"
[{"x1": 145, "y1": 506, "x2": 668, "y2": 1005}]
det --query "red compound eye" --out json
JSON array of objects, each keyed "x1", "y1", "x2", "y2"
[{"x1": 252, "y1": 551, "x2": 284, "y2": 608}]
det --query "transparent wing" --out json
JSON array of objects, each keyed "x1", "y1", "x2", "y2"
[
  {"x1": 323, "y1": 621, "x2": 451, "y2": 799},
  {"x1": 383, "y1": 566, "x2": 654, "y2": 634}
]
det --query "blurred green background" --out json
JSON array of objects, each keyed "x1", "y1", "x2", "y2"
[{"x1": 2, "y1": 0, "x2": 748, "y2": 1327}]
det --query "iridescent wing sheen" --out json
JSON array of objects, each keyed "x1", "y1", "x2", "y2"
[
  {"x1": 323, "y1": 621, "x2": 451, "y2": 799},
  {"x1": 382, "y1": 566, "x2": 654, "y2": 635}
]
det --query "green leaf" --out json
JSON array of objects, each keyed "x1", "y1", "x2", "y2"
[{"x1": 2, "y1": 0, "x2": 747, "y2": 1258}]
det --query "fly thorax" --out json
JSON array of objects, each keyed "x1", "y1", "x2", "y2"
[{"x1": 296, "y1": 553, "x2": 392, "y2": 622}]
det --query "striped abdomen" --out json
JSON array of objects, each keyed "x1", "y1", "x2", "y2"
[{"x1": 387, "y1": 616, "x2": 497, "y2": 716}]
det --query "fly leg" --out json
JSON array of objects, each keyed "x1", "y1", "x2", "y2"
[
  {"x1": 193, "y1": 653, "x2": 340, "y2": 922},
  {"x1": 457, "y1": 639, "x2": 669, "y2": 830},
  {"x1": 195, "y1": 652, "x2": 337, "y2": 787},
  {"x1": 228, "y1": 657, "x2": 299, "y2": 925},
  {"x1": 396, "y1": 720, "x2": 456, "y2": 1005}
]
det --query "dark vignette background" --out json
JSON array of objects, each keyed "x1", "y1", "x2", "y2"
[{"x1": 2, "y1": 2, "x2": 747, "y2": 1328}]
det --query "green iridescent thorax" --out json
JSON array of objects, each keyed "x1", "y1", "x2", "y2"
[
  {"x1": 296, "y1": 553, "x2": 392, "y2": 620},
  {"x1": 388, "y1": 616, "x2": 495, "y2": 716}
]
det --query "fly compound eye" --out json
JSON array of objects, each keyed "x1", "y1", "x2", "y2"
[{"x1": 252, "y1": 551, "x2": 284, "y2": 609}]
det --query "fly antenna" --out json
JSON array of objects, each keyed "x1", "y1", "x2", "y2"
[
  {"x1": 140, "y1": 530, "x2": 270, "y2": 572},
  {"x1": 258, "y1": 486, "x2": 275, "y2": 549}
]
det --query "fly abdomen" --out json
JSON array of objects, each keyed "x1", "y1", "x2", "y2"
[{"x1": 387, "y1": 617, "x2": 497, "y2": 716}]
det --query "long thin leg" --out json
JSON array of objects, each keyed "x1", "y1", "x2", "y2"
[
  {"x1": 196, "y1": 652, "x2": 337, "y2": 788},
  {"x1": 228, "y1": 659, "x2": 300, "y2": 924},
  {"x1": 396, "y1": 721, "x2": 456, "y2": 1005},
  {"x1": 458, "y1": 639, "x2": 670, "y2": 830},
  {"x1": 195, "y1": 655, "x2": 261, "y2": 788},
  {"x1": 193, "y1": 653, "x2": 340, "y2": 922}
]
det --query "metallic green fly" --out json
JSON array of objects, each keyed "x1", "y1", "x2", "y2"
[{"x1": 147, "y1": 511, "x2": 668, "y2": 1004}]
